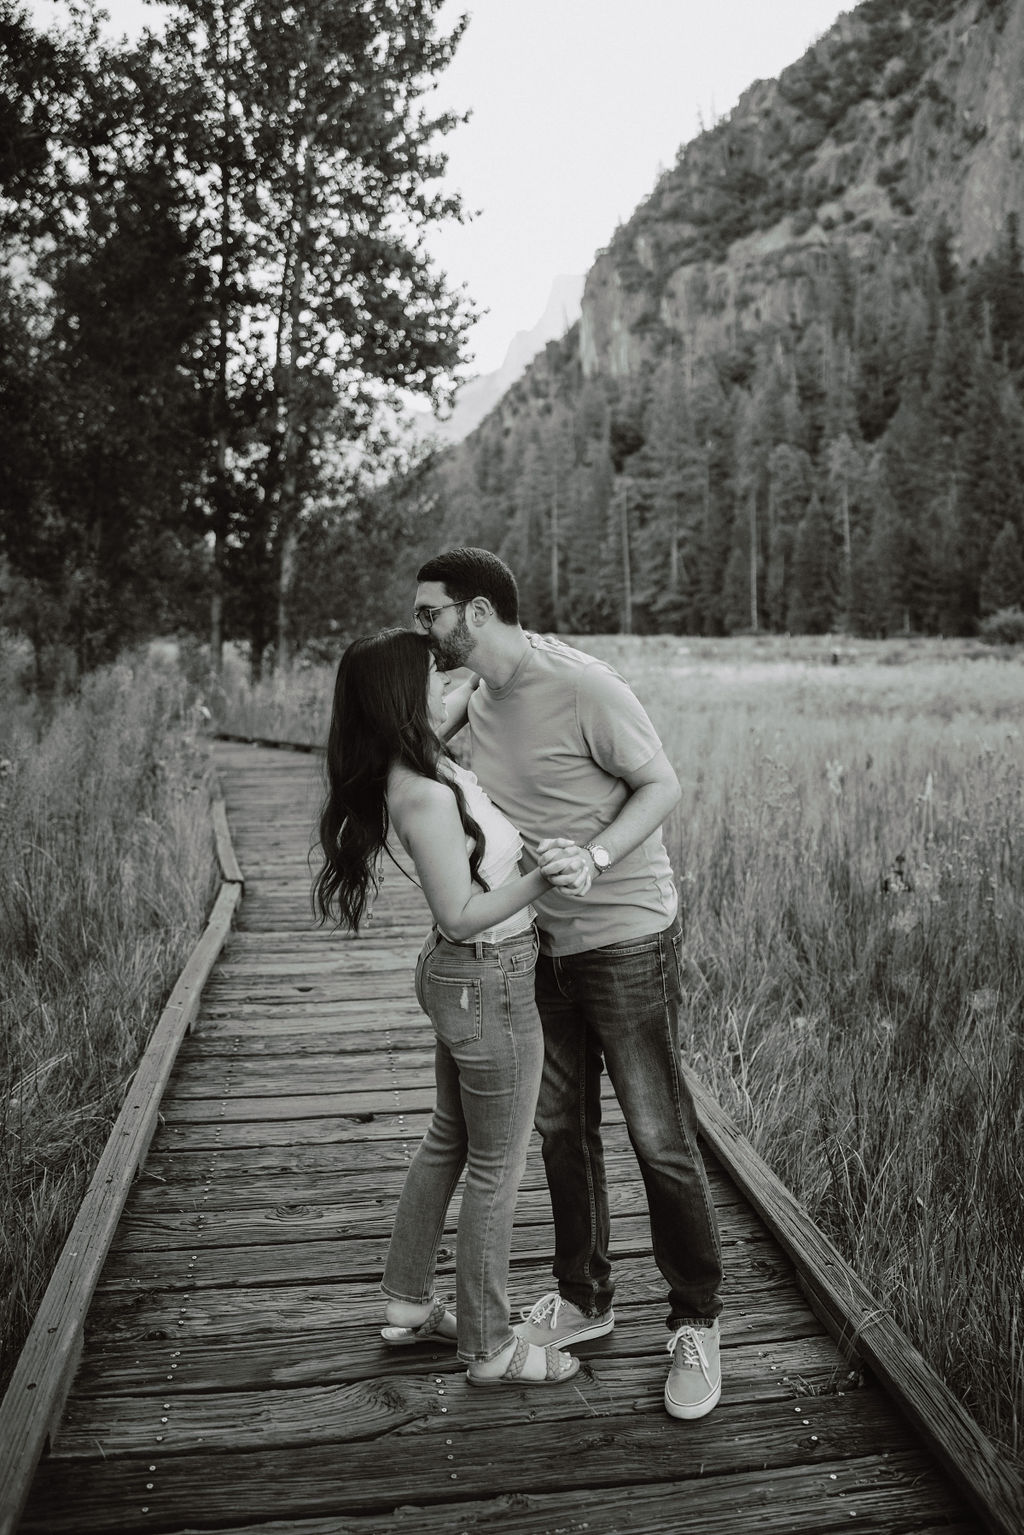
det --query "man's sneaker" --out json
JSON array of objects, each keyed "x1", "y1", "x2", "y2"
[
  {"x1": 513, "y1": 1292, "x2": 615, "y2": 1348},
  {"x1": 664, "y1": 1319, "x2": 721, "y2": 1420}
]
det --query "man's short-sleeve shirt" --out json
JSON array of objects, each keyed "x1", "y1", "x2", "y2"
[{"x1": 467, "y1": 633, "x2": 678, "y2": 955}]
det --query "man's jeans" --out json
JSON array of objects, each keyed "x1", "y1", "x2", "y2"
[
  {"x1": 382, "y1": 925, "x2": 543, "y2": 1363},
  {"x1": 533, "y1": 913, "x2": 723, "y2": 1327}
]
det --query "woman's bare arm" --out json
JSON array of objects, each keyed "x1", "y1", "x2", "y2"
[{"x1": 390, "y1": 776, "x2": 550, "y2": 942}]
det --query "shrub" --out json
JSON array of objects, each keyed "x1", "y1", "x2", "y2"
[{"x1": 979, "y1": 606, "x2": 1024, "y2": 645}]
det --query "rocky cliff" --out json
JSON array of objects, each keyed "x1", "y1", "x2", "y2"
[{"x1": 578, "y1": 0, "x2": 1024, "y2": 380}]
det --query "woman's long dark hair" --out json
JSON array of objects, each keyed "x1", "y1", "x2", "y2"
[{"x1": 313, "y1": 629, "x2": 487, "y2": 931}]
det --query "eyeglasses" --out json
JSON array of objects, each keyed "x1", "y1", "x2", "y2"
[{"x1": 413, "y1": 600, "x2": 467, "y2": 631}]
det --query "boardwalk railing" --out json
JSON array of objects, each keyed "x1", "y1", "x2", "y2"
[
  {"x1": 687, "y1": 1072, "x2": 1023, "y2": 1535},
  {"x1": 0, "y1": 787, "x2": 244, "y2": 1535}
]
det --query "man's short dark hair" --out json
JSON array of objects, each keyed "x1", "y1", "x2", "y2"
[{"x1": 417, "y1": 547, "x2": 520, "y2": 625}]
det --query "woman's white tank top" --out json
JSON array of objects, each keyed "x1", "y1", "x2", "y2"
[{"x1": 443, "y1": 761, "x2": 534, "y2": 943}]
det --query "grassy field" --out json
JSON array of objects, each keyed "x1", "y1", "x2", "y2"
[
  {"x1": 216, "y1": 631, "x2": 1024, "y2": 1465},
  {"x1": 0, "y1": 650, "x2": 219, "y2": 1393},
  {"x1": 617, "y1": 636, "x2": 1024, "y2": 1467}
]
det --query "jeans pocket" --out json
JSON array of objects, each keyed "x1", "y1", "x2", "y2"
[
  {"x1": 506, "y1": 929, "x2": 539, "y2": 975},
  {"x1": 424, "y1": 972, "x2": 484, "y2": 1048},
  {"x1": 597, "y1": 934, "x2": 661, "y2": 957}
]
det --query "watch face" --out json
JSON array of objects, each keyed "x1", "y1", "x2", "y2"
[{"x1": 591, "y1": 845, "x2": 611, "y2": 870}]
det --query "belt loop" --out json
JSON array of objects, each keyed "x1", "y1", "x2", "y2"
[{"x1": 473, "y1": 939, "x2": 485, "y2": 959}]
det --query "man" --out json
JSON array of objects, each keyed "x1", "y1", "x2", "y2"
[{"x1": 413, "y1": 547, "x2": 724, "y2": 1421}]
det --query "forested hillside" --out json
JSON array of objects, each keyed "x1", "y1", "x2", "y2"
[{"x1": 392, "y1": 0, "x2": 1024, "y2": 638}]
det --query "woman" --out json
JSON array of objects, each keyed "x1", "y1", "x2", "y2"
[{"x1": 313, "y1": 629, "x2": 580, "y2": 1387}]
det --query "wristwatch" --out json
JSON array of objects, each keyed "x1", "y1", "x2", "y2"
[{"x1": 584, "y1": 842, "x2": 613, "y2": 876}]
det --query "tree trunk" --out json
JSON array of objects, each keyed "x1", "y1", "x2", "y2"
[
  {"x1": 271, "y1": 79, "x2": 317, "y2": 672},
  {"x1": 620, "y1": 483, "x2": 632, "y2": 634},
  {"x1": 277, "y1": 514, "x2": 298, "y2": 670},
  {"x1": 550, "y1": 472, "x2": 560, "y2": 626},
  {"x1": 210, "y1": 427, "x2": 228, "y2": 671},
  {"x1": 840, "y1": 479, "x2": 852, "y2": 630},
  {"x1": 209, "y1": 0, "x2": 233, "y2": 675},
  {"x1": 748, "y1": 484, "x2": 759, "y2": 632}
]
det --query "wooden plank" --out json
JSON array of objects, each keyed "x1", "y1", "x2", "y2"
[
  {"x1": 52, "y1": 1336, "x2": 853, "y2": 1456},
  {"x1": 192, "y1": 1021, "x2": 426, "y2": 1047},
  {"x1": 196, "y1": 999, "x2": 427, "y2": 1026},
  {"x1": 685, "y1": 1069, "x2": 1023, "y2": 1535},
  {"x1": 151, "y1": 1110, "x2": 429, "y2": 1150},
  {"x1": 73, "y1": 1296, "x2": 835, "y2": 1398},
  {"x1": 18, "y1": 1393, "x2": 968, "y2": 1534},
  {"x1": 0, "y1": 881, "x2": 242, "y2": 1535},
  {"x1": 157, "y1": 1086, "x2": 439, "y2": 1121},
  {"x1": 104, "y1": 1457, "x2": 980, "y2": 1535},
  {"x1": 79, "y1": 1301, "x2": 818, "y2": 1400},
  {"x1": 96, "y1": 1209, "x2": 729, "y2": 1288},
  {"x1": 212, "y1": 951, "x2": 421, "y2": 976},
  {"x1": 102, "y1": 1220, "x2": 779, "y2": 1288},
  {"x1": 220, "y1": 930, "x2": 427, "y2": 953},
  {"x1": 102, "y1": 1160, "x2": 776, "y2": 1246},
  {"x1": 81, "y1": 1276, "x2": 825, "y2": 1371},
  {"x1": 200, "y1": 976, "x2": 420, "y2": 1002},
  {"x1": 166, "y1": 1052, "x2": 440, "y2": 1092},
  {"x1": 124, "y1": 1147, "x2": 747, "y2": 1211}
]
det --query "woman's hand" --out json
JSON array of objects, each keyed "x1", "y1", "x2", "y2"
[
  {"x1": 537, "y1": 838, "x2": 593, "y2": 897},
  {"x1": 438, "y1": 671, "x2": 480, "y2": 740}
]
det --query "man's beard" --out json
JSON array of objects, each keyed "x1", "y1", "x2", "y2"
[{"x1": 430, "y1": 613, "x2": 475, "y2": 672}]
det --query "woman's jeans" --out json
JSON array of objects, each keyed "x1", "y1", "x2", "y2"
[
  {"x1": 381, "y1": 924, "x2": 543, "y2": 1363},
  {"x1": 533, "y1": 913, "x2": 723, "y2": 1328}
]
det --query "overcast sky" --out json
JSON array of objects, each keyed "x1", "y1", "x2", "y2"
[{"x1": 30, "y1": 0, "x2": 851, "y2": 373}]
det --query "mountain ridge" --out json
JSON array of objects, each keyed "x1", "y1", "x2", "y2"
[
  {"x1": 580, "y1": 0, "x2": 1024, "y2": 380},
  {"x1": 398, "y1": 0, "x2": 1024, "y2": 640},
  {"x1": 413, "y1": 274, "x2": 584, "y2": 445}
]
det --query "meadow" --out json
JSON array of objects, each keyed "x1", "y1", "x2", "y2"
[
  {"x1": 0, "y1": 647, "x2": 218, "y2": 1392},
  {"x1": 217, "y1": 632, "x2": 1024, "y2": 1464}
]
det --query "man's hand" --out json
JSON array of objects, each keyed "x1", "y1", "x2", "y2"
[{"x1": 537, "y1": 837, "x2": 593, "y2": 897}]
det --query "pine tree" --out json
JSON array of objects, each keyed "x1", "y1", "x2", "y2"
[
  {"x1": 765, "y1": 443, "x2": 811, "y2": 630},
  {"x1": 0, "y1": 6, "x2": 210, "y2": 671},
  {"x1": 824, "y1": 432, "x2": 866, "y2": 631},
  {"x1": 969, "y1": 213, "x2": 1024, "y2": 378},
  {"x1": 857, "y1": 456, "x2": 909, "y2": 636},
  {"x1": 152, "y1": 0, "x2": 473, "y2": 669},
  {"x1": 959, "y1": 354, "x2": 1024, "y2": 622},
  {"x1": 980, "y1": 521, "x2": 1024, "y2": 614},
  {"x1": 787, "y1": 494, "x2": 839, "y2": 634}
]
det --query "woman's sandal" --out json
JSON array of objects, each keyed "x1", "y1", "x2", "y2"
[
  {"x1": 467, "y1": 1335, "x2": 580, "y2": 1387},
  {"x1": 380, "y1": 1297, "x2": 458, "y2": 1348}
]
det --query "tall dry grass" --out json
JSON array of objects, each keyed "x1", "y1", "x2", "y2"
[
  {"x1": 0, "y1": 653, "x2": 219, "y2": 1393},
  {"x1": 617, "y1": 637, "x2": 1024, "y2": 1466},
  {"x1": 212, "y1": 632, "x2": 1024, "y2": 1465},
  {"x1": 210, "y1": 643, "x2": 330, "y2": 744}
]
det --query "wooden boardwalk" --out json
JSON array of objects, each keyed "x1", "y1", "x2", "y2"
[{"x1": 10, "y1": 741, "x2": 1019, "y2": 1534}]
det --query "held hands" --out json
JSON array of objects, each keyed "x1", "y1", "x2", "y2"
[{"x1": 536, "y1": 838, "x2": 593, "y2": 898}]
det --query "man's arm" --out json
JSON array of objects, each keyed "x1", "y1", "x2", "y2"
[
  {"x1": 439, "y1": 673, "x2": 479, "y2": 741},
  {"x1": 590, "y1": 747, "x2": 680, "y2": 863},
  {"x1": 537, "y1": 747, "x2": 680, "y2": 890}
]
